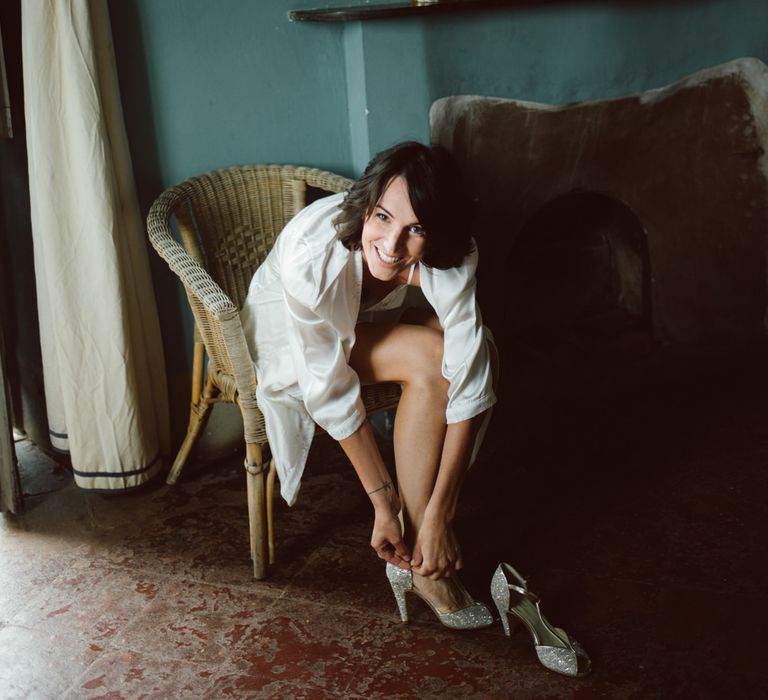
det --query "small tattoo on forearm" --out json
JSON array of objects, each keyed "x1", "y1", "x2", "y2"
[{"x1": 367, "y1": 480, "x2": 392, "y2": 496}]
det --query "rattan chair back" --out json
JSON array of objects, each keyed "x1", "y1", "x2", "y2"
[{"x1": 148, "y1": 166, "x2": 352, "y2": 385}]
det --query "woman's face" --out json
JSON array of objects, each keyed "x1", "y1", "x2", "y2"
[{"x1": 361, "y1": 175, "x2": 426, "y2": 284}]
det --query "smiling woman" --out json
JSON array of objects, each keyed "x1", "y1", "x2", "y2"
[
  {"x1": 240, "y1": 141, "x2": 497, "y2": 622},
  {"x1": 335, "y1": 141, "x2": 473, "y2": 270},
  {"x1": 360, "y1": 176, "x2": 426, "y2": 285}
]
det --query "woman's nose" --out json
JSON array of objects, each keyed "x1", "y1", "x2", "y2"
[{"x1": 382, "y1": 227, "x2": 405, "y2": 253}]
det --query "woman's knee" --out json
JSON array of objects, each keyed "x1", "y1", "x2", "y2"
[{"x1": 404, "y1": 328, "x2": 448, "y2": 397}]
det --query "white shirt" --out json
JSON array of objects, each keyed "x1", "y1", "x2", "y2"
[{"x1": 241, "y1": 192, "x2": 496, "y2": 505}]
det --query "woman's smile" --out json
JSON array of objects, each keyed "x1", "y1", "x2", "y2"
[{"x1": 374, "y1": 245, "x2": 404, "y2": 266}]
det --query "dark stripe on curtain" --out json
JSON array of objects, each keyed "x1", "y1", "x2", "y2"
[{"x1": 71, "y1": 453, "x2": 161, "y2": 478}]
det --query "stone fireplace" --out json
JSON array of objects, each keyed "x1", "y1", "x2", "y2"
[{"x1": 430, "y1": 58, "x2": 768, "y2": 351}]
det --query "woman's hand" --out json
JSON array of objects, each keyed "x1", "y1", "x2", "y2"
[
  {"x1": 370, "y1": 491, "x2": 411, "y2": 570},
  {"x1": 409, "y1": 510, "x2": 463, "y2": 580}
]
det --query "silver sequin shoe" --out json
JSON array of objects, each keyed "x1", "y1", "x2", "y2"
[
  {"x1": 491, "y1": 563, "x2": 591, "y2": 677},
  {"x1": 386, "y1": 562, "x2": 494, "y2": 630}
]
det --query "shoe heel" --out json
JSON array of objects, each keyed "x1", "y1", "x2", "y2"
[
  {"x1": 386, "y1": 563, "x2": 410, "y2": 623},
  {"x1": 490, "y1": 565, "x2": 512, "y2": 637},
  {"x1": 392, "y1": 585, "x2": 409, "y2": 623},
  {"x1": 496, "y1": 604, "x2": 512, "y2": 637}
]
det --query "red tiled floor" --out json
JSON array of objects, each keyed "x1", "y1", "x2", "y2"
[{"x1": 2, "y1": 342, "x2": 768, "y2": 698}]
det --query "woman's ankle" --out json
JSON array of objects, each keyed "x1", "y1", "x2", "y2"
[{"x1": 412, "y1": 572, "x2": 467, "y2": 613}]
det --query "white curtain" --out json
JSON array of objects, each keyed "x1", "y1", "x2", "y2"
[{"x1": 22, "y1": 0, "x2": 170, "y2": 490}]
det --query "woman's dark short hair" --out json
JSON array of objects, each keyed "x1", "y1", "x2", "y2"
[{"x1": 334, "y1": 141, "x2": 474, "y2": 269}]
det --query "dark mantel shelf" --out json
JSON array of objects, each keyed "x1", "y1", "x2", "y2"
[{"x1": 289, "y1": 0, "x2": 537, "y2": 23}]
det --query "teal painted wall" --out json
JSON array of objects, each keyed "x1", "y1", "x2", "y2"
[
  {"x1": 424, "y1": 0, "x2": 768, "y2": 105},
  {"x1": 113, "y1": 0, "x2": 768, "y2": 199},
  {"x1": 342, "y1": 17, "x2": 433, "y2": 172},
  {"x1": 111, "y1": 0, "x2": 768, "y2": 442},
  {"x1": 111, "y1": 0, "x2": 352, "y2": 193},
  {"x1": 113, "y1": 0, "x2": 768, "y2": 206}
]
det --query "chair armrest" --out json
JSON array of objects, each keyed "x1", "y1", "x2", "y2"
[
  {"x1": 147, "y1": 188, "x2": 258, "y2": 416},
  {"x1": 147, "y1": 187, "x2": 236, "y2": 320}
]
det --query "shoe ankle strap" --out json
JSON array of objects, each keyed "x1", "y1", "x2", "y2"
[{"x1": 508, "y1": 583, "x2": 540, "y2": 604}]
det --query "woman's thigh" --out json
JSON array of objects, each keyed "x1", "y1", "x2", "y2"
[{"x1": 350, "y1": 322, "x2": 444, "y2": 387}]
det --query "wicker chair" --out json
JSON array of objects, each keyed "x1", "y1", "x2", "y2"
[{"x1": 147, "y1": 165, "x2": 401, "y2": 579}]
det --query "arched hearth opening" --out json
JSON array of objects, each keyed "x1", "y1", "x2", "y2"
[{"x1": 506, "y1": 191, "x2": 652, "y2": 358}]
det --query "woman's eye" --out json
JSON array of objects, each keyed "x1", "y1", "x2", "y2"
[
  {"x1": 408, "y1": 226, "x2": 425, "y2": 236},
  {"x1": 376, "y1": 212, "x2": 389, "y2": 222}
]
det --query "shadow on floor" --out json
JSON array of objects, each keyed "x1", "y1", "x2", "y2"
[{"x1": 1, "y1": 340, "x2": 766, "y2": 698}]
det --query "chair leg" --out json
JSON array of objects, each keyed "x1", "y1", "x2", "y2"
[
  {"x1": 166, "y1": 398, "x2": 211, "y2": 484},
  {"x1": 266, "y1": 458, "x2": 277, "y2": 565},
  {"x1": 167, "y1": 339, "x2": 215, "y2": 485},
  {"x1": 245, "y1": 442, "x2": 268, "y2": 579}
]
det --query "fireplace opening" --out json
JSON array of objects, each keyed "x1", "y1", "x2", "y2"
[{"x1": 506, "y1": 191, "x2": 652, "y2": 358}]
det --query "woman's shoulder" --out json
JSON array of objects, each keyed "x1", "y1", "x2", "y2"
[{"x1": 278, "y1": 192, "x2": 353, "y2": 308}]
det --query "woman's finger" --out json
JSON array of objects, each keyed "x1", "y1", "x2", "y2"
[
  {"x1": 376, "y1": 545, "x2": 410, "y2": 570},
  {"x1": 391, "y1": 538, "x2": 412, "y2": 563},
  {"x1": 409, "y1": 545, "x2": 423, "y2": 570}
]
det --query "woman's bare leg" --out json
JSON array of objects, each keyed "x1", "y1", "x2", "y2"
[{"x1": 351, "y1": 321, "x2": 482, "y2": 610}]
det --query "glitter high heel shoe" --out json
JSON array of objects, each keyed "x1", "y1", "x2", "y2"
[
  {"x1": 491, "y1": 563, "x2": 591, "y2": 677},
  {"x1": 386, "y1": 562, "x2": 494, "y2": 630}
]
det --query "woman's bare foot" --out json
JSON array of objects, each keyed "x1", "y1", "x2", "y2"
[{"x1": 412, "y1": 572, "x2": 469, "y2": 613}]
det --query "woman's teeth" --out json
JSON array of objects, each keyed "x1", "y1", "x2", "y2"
[{"x1": 377, "y1": 247, "x2": 402, "y2": 264}]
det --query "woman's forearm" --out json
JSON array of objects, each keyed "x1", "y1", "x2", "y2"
[
  {"x1": 338, "y1": 420, "x2": 395, "y2": 510},
  {"x1": 340, "y1": 419, "x2": 411, "y2": 567}
]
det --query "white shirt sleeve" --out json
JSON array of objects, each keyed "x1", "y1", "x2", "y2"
[
  {"x1": 281, "y1": 243, "x2": 366, "y2": 442},
  {"x1": 421, "y1": 245, "x2": 497, "y2": 424}
]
